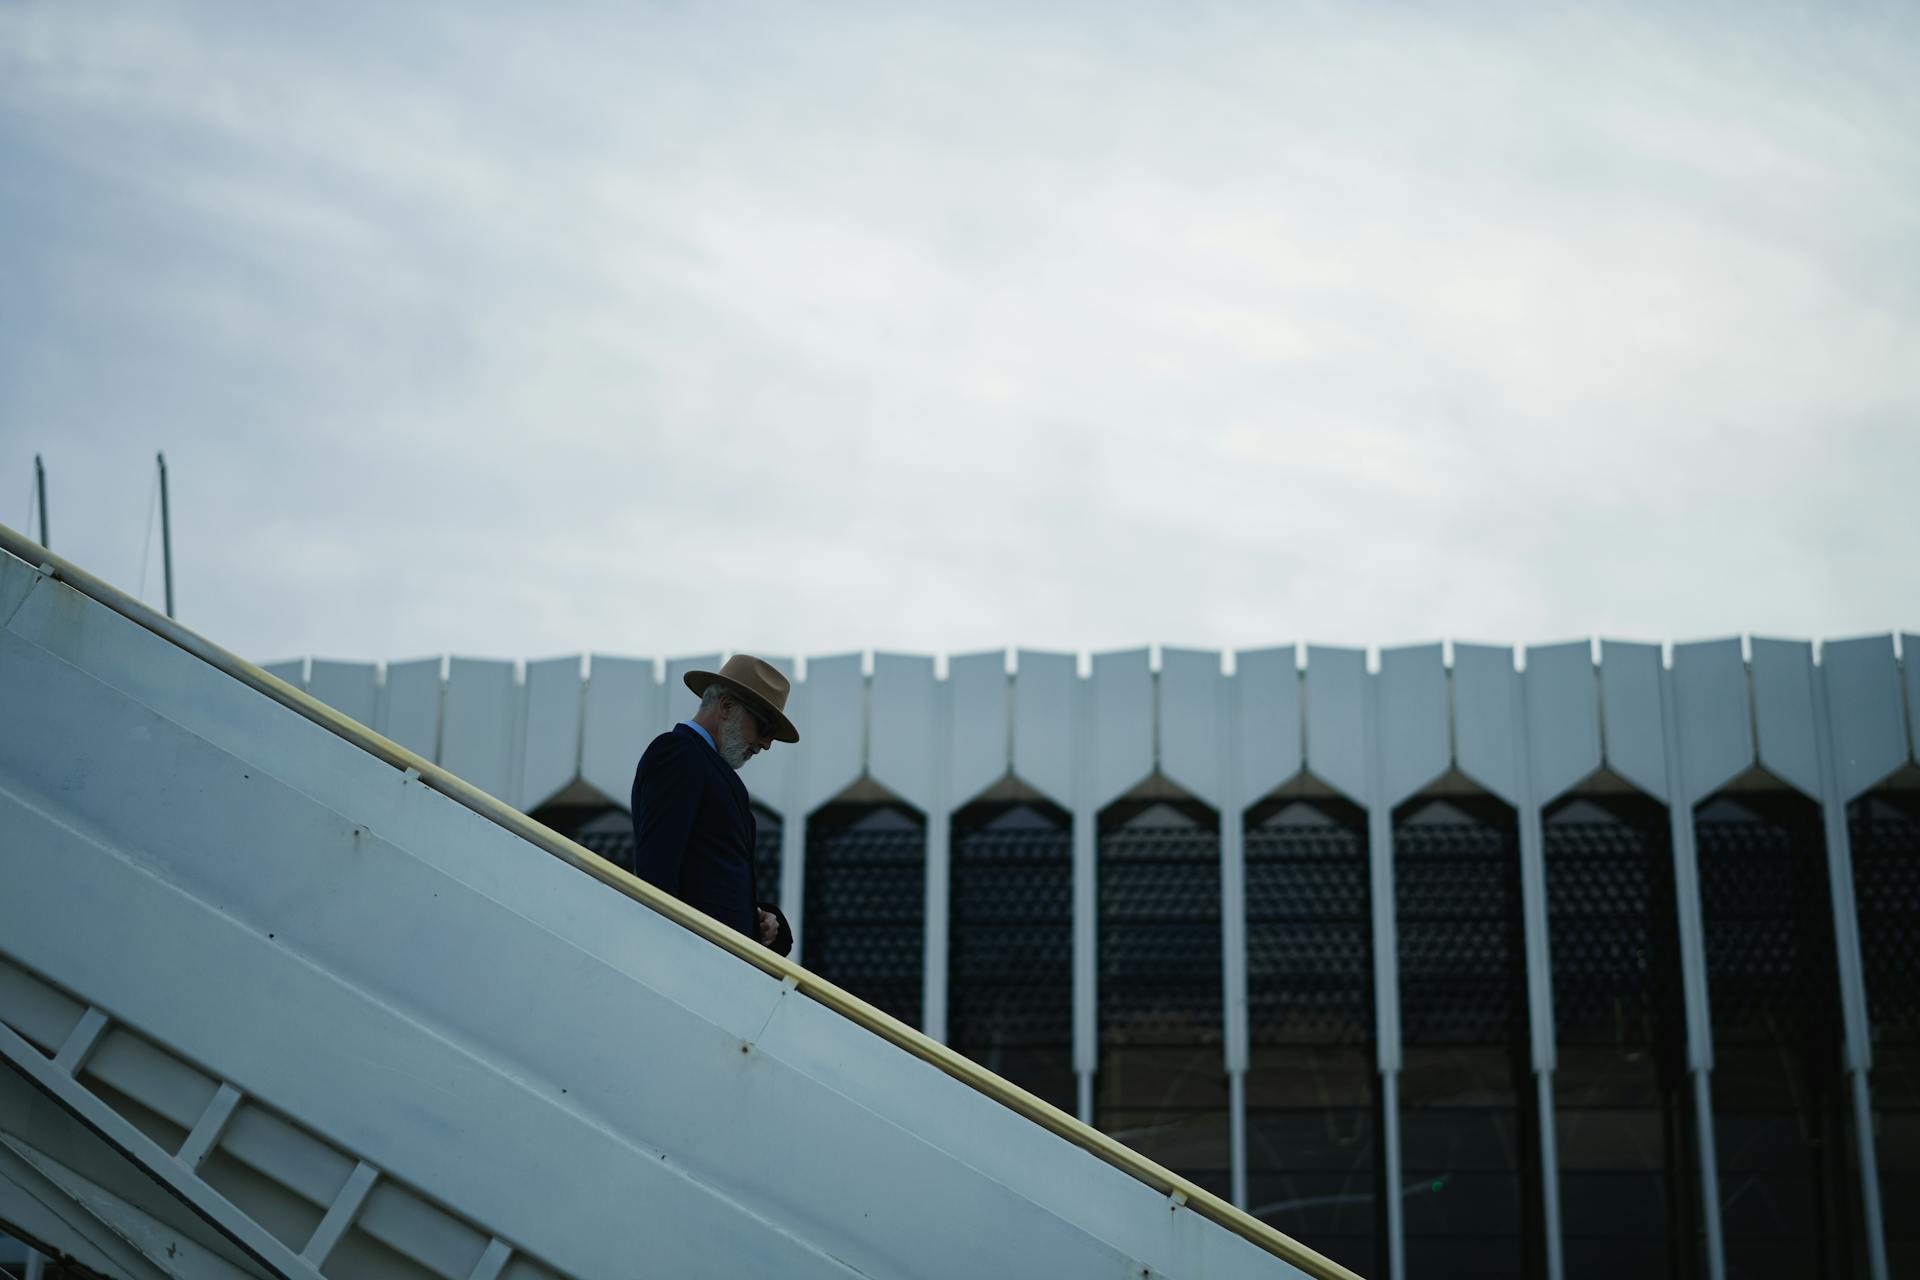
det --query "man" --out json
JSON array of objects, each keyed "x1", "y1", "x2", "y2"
[{"x1": 631, "y1": 654, "x2": 799, "y2": 956}]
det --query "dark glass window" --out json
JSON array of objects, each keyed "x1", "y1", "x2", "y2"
[
  {"x1": 1394, "y1": 794, "x2": 1537, "y2": 1280},
  {"x1": 948, "y1": 801, "x2": 1075, "y2": 1112},
  {"x1": 1849, "y1": 790, "x2": 1920, "y2": 1275},
  {"x1": 804, "y1": 802, "x2": 926, "y2": 1028},
  {"x1": 1544, "y1": 794, "x2": 1696, "y2": 1280},
  {"x1": 751, "y1": 807, "x2": 783, "y2": 908},
  {"x1": 1096, "y1": 797, "x2": 1228, "y2": 1197},
  {"x1": 1244, "y1": 795, "x2": 1376, "y2": 1277},
  {"x1": 1696, "y1": 791, "x2": 1849, "y2": 1280}
]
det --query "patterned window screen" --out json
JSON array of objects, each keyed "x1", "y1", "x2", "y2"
[
  {"x1": 947, "y1": 801, "x2": 1075, "y2": 1113},
  {"x1": 750, "y1": 807, "x2": 783, "y2": 908},
  {"x1": 1544, "y1": 793, "x2": 1693, "y2": 1280},
  {"x1": 560, "y1": 803, "x2": 783, "y2": 907},
  {"x1": 1848, "y1": 791, "x2": 1919, "y2": 1276},
  {"x1": 1243, "y1": 795, "x2": 1376, "y2": 1277},
  {"x1": 1697, "y1": 791, "x2": 1848, "y2": 1280},
  {"x1": 1394, "y1": 794, "x2": 1537, "y2": 1280},
  {"x1": 803, "y1": 802, "x2": 926, "y2": 1028},
  {"x1": 1095, "y1": 797, "x2": 1228, "y2": 1198}
]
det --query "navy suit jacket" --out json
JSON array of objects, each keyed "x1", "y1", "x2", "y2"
[{"x1": 631, "y1": 724, "x2": 791, "y2": 955}]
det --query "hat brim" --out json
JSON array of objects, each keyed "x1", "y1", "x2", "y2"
[{"x1": 683, "y1": 670, "x2": 800, "y2": 743}]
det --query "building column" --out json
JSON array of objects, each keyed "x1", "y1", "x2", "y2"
[
  {"x1": 1811, "y1": 662, "x2": 1891, "y2": 1280},
  {"x1": 1219, "y1": 666, "x2": 1251, "y2": 1208},
  {"x1": 1072, "y1": 674, "x2": 1098, "y2": 1125},
  {"x1": 1362, "y1": 671, "x2": 1405, "y2": 1280},
  {"x1": 921, "y1": 677, "x2": 954, "y2": 1043},
  {"x1": 1657, "y1": 661, "x2": 1727, "y2": 1280},
  {"x1": 1512, "y1": 667, "x2": 1565, "y2": 1280},
  {"x1": 1222, "y1": 805, "x2": 1250, "y2": 1208}
]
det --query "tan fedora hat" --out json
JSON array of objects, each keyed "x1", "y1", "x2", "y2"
[{"x1": 684, "y1": 654, "x2": 800, "y2": 743}]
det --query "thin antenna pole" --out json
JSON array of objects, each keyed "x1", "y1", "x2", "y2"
[
  {"x1": 157, "y1": 451, "x2": 175, "y2": 619},
  {"x1": 34, "y1": 453, "x2": 49, "y2": 548}
]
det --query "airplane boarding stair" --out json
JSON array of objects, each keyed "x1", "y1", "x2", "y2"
[{"x1": 0, "y1": 527, "x2": 1357, "y2": 1280}]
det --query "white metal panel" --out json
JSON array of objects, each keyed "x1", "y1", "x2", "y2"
[
  {"x1": 0, "y1": 550, "x2": 38, "y2": 622},
  {"x1": 1303, "y1": 646, "x2": 1367, "y2": 803},
  {"x1": 1821, "y1": 635, "x2": 1909, "y2": 800},
  {"x1": 1598, "y1": 641, "x2": 1667, "y2": 801},
  {"x1": 1524, "y1": 641, "x2": 1601, "y2": 804},
  {"x1": 1089, "y1": 648, "x2": 1153, "y2": 808},
  {"x1": 1749, "y1": 639, "x2": 1820, "y2": 798},
  {"x1": 663, "y1": 653, "x2": 723, "y2": 732},
  {"x1": 1159, "y1": 647, "x2": 1225, "y2": 809},
  {"x1": 1452, "y1": 644, "x2": 1520, "y2": 806},
  {"x1": 261, "y1": 658, "x2": 306, "y2": 690},
  {"x1": 441, "y1": 659, "x2": 517, "y2": 801},
  {"x1": 1377, "y1": 643, "x2": 1449, "y2": 806},
  {"x1": 870, "y1": 653, "x2": 939, "y2": 811},
  {"x1": 1233, "y1": 646, "x2": 1302, "y2": 803},
  {"x1": 307, "y1": 660, "x2": 378, "y2": 729},
  {"x1": 519, "y1": 656, "x2": 583, "y2": 812},
  {"x1": 1672, "y1": 638, "x2": 1755, "y2": 804},
  {"x1": 948, "y1": 651, "x2": 1010, "y2": 806},
  {"x1": 736, "y1": 655, "x2": 796, "y2": 812},
  {"x1": 579, "y1": 656, "x2": 661, "y2": 810},
  {"x1": 380, "y1": 658, "x2": 442, "y2": 762},
  {"x1": 796, "y1": 653, "x2": 865, "y2": 812},
  {"x1": 1012, "y1": 650, "x2": 1076, "y2": 806}
]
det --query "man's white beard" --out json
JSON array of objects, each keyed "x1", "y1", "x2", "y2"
[{"x1": 717, "y1": 717, "x2": 753, "y2": 770}]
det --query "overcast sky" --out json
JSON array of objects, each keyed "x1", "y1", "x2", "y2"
[{"x1": 3, "y1": 2, "x2": 1916, "y2": 670}]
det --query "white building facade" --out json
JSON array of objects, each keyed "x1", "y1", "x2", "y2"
[{"x1": 261, "y1": 637, "x2": 1920, "y2": 1280}]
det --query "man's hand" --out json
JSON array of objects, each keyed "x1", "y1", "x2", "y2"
[{"x1": 754, "y1": 902, "x2": 793, "y2": 957}]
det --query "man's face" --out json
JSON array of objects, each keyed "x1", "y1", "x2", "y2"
[{"x1": 716, "y1": 697, "x2": 776, "y2": 770}]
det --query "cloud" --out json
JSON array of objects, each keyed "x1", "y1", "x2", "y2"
[{"x1": 2, "y1": 0, "x2": 1916, "y2": 665}]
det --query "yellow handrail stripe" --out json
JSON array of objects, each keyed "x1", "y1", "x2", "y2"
[{"x1": 0, "y1": 522, "x2": 1363, "y2": 1280}]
